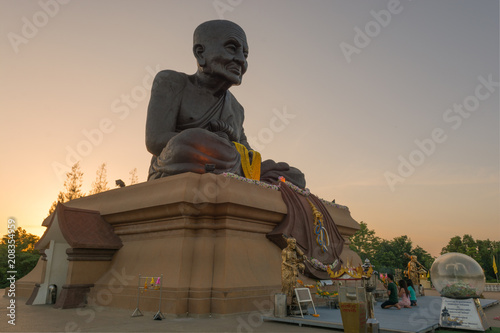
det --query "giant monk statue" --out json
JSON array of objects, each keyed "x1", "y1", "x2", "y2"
[
  {"x1": 146, "y1": 20, "x2": 305, "y2": 188},
  {"x1": 145, "y1": 20, "x2": 344, "y2": 279}
]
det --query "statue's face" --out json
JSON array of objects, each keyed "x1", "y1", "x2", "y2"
[
  {"x1": 288, "y1": 239, "x2": 296, "y2": 249},
  {"x1": 202, "y1": 26, "x2": 248, "y2": 85}
]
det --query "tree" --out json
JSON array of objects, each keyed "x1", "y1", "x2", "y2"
[
  {"x1": 374, "y1": 239, "x2": 399, "y2": 273},
  {"x1": 391, "y1": 235, "x2": 414, "y2": 268},
  {"x1": 442, "y1": 235, "x2": 500, "y2": 280},
  {"x1": 441, "y1": 235, "x2": 464, "y2": 254},
  {"x1": 462, "y1": 234, "x2": 478, "y2": 260},
  {"x1": 411, "y1": 245, "x2": 434, "y2": 270},
  {"x1": 0, "y1": 227, "x2": 41, "y2": 288},
  {"x1": 90, "y1": 163, "x2": 109, "y2": 195},
  {"x1": 47, "y1": 191, "x2": 65, "y2": 216},
  {"x1": 349, "y1": 221, "x2": 380, "y2": 261},
  {"x1": 349, "y1": 223, "x2": 440, "y2": 275},
  {"x1": 476, "y1": 239, "x2": 500, "y2": 280},
  {"x1": 351, "y1": 230, "x2": 436, "y2": 275},
  {"x1": 48, "y1": 162, "x2": 85, "y2": 215},
  {"x1": 129, "y1": 167, "x2": 139, "y2": 185},
  {"x1": 441, "y1": 234, "x2": 479, "y2": 261},
  {"x1": 63, "y1": 162, "x2": 85, "y2": 201},
  {"x1": 372, "y1": 236, "x2": 414, "y2": 273}
]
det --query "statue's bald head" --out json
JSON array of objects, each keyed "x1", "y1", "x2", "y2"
[
  {"x1": 193, "y1": 20, "x2": 246, "y2": 46},
  {"x1": 192, "y1": 20, "x2": 249, "y2": 86}
]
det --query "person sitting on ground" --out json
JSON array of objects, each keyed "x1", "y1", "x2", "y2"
[
  {"x1": 381, "y1": 274, "x2": 401, "y2": 310},
  {"x1": 406, "y1": 279, "x2": 417, "y2": 306},
  {"x1": 398, "y1": 279, "x2": 412, "y2": 308}
]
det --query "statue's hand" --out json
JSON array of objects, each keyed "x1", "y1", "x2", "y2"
[{"x1": 208, "y1": 120, "x2": 236, "y2": 141}]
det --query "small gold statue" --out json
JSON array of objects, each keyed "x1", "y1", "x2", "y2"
[
  {"x1": 281, "y1": 236, "x2": 305, "y2": 305},
  {"x1": 404, "y1": 253, "x2": 426, "y2": 291}
]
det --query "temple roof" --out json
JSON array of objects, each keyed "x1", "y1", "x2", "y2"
[{"x1": 36, "y1": 203, "x2": 122, "y2": 250}]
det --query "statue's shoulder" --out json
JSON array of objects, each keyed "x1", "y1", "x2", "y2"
[
  {"x1": 155, "y1": 69, "x2": 187, "y2": 81},
  {"x1": 153, "y1": 70, "x2": 189, "y2": 91},
  {"x1": 227, "y1": 90, "x2": 244, "y2": 113}
]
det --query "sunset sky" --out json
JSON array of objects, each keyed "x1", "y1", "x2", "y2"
[{"x1": 1, "y1": 0, "x2": 498, "y2": 257}]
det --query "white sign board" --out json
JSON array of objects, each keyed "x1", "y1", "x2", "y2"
[
  {"x1": 294, "y1": 288, "x2": 317, "y2": 318},
  {"x1": 439, "y1": 298, "x2": 489, "y2": 331}
]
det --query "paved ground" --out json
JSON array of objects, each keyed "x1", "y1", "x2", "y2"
[
  {"x1": 264, "y1": 295, "x2": 498, "y2": 332},
  {"x1": 1, "y1": 289, "x2": 498, "y2": 332}
]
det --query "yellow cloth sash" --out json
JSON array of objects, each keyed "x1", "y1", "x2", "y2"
[{"x1": 233, "y1": 142, "x2": 261, "y2": 181}]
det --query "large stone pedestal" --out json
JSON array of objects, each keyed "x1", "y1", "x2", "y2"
[{"x1": 20, "y1": 172, "x2": 361, "y2": 316}]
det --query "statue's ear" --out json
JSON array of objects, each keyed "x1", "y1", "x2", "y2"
[{"x1": 193, "y1": 44, "x2": 205, "y2": 66}]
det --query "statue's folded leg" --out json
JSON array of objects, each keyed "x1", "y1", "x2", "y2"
[
  {"x1": 260, "y1": 159, "x2": 306, "y2": 189},
  {"x1": 148, "y1": 128, "x2": 242, "y2": 180}
]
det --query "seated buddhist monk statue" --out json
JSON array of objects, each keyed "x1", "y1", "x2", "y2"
[{"x1": 146, "y1": 19, "x2": 305, "y2": 188}]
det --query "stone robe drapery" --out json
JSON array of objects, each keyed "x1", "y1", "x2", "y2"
[{"x1": 267, "y1": 183, "x2": 344, "y2": 280}]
